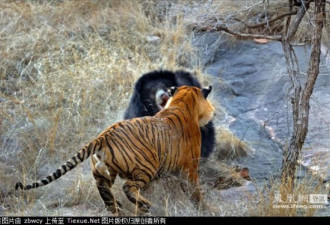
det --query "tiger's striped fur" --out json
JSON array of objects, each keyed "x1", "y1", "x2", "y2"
[{"x1": 15, "y1": 86, "x2": 215, "y2": 213}]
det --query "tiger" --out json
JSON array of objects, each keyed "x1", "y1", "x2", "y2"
[{"x1": 15, "y1": 85, "x2": 215, "y2": 214}]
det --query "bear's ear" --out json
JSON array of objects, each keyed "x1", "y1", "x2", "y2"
[
  {"x1": 168, "y1": 86, "x2": 177, "y2": 97},
  {"x1": 202, "y1": 86, "x2": 212, "y2": 99}
]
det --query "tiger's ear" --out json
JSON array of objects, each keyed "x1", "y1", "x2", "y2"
[
  {"x1": 202, "y1": 86, "x2": 212, "y2": 99},
  {"x1": 168, "y1": 86, "x2": 177, "y2": 97}
]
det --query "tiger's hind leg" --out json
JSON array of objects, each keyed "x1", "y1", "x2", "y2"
[
  {"x1": 181, "y1": 165, "x2": 207, "y2": 211},
  {"x1": 123, "y1": 172, "x2": 153, "y2": 213},
  {"x1": 92, "y1": 154, "x2": 122, "y2": 214},
  {"x1": 188, "y1": 171, "x2": 203, "y2": 207}
]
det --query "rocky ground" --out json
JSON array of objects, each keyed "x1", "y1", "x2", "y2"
[{"x1": 194, "y1": 32, "x2": 330, "y2": 182}]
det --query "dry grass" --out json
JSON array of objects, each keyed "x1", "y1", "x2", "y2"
[
  {"x1": 214, "y1": 127, "x2": 251, "y2": 160},
  {"x1": 251, "y1": 174, "x2": 328, "y2": 216},
  {"x1": 0, "y1": 0, "x2": 327, "y2": 217}
]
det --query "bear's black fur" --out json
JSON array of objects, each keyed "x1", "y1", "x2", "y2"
[{"x1": 124, "y1": 70, "x2": 215, "y2": 158}]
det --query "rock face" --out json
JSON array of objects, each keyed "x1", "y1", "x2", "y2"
[{"x1": 194, "y1": 32, "x2": 330, "y2": 181}]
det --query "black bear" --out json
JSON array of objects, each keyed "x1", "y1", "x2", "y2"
[{"x1": 124, "y1": 70, "x2": 215, "y2": 158}]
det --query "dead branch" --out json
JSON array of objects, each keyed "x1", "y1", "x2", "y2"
[
  {"x1": 284, "y1": 1, "x2": 310, "y2": 41},
  {"x1": 194, "y1": 22, "x2": 282, "y2": 40},
  {"x1": 234, "y1": 10, "x2": 298, "y2": 29},
  {"x1": 212, "y1": 24, "x2": 282, "y2": 40}
]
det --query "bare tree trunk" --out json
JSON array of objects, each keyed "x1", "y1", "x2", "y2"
[{"x1": 281, "y1": 0, "x2": 326, "y2": 185}]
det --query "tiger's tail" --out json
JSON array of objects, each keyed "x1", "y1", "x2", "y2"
[{"x1": 15, "y1": 137, "x2": 103, "y2": 191}]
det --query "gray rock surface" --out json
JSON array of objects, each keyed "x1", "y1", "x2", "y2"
[{"x1": 194, "y1": 32, "x2": 330, "y2": 182}]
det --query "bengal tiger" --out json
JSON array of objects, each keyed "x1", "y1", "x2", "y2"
[{"x1": 15, "y1": 86, "x2": 215, "y2": 214}]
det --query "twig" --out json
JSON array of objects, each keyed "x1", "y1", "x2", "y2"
[
  {"x1": 199, "y1": 23, "x2": 282, "y2": 41},
  {"x1": 232, "y1": 10, "x2": 297, "y2": 30},
  {"x1": 236, "y1": 1, "x2": 264, "y2": 14},
  {"x1": 285, "y1": 0, "x2": 293, "y2": 35},
  {"x1": 302, "y1": 0, "x2": 325, "y2": 101},
  {"x1": 285, "y1": 0, "x2": 310, "y2": 41},
  {"x1": 241, "y1": 10, "x2": 298, "y2": 29}
]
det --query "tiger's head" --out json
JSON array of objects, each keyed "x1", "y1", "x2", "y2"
[{"x1": 164, "y1": 86, "x2": 215, "y2": 127}]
